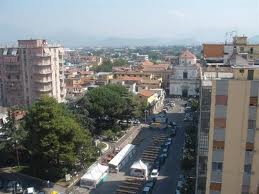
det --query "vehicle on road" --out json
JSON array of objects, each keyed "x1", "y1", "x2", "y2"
[
  {"x1": 37, "y1": 191, "x2": 46, "y2": 194},
  {"x1": 133, "y1": 119, "x2": 141, "y2": 125},
  {"x1": 15, "y1": 183, "x2": 24, "y2": 194},
  {"x1": 142, "y1": 186, "x2": 152, "y2": 194},
  {"x1": 153, "y1": 159, "x2": 161, "y2": 171},
  {"x1": 26, "y1": 187, "x2": 36, "y2": 194},
  {"x1": 142, "y1": 180, "x2": 155, "y2": 194},
  {"x1": 170, "y1": 127, "x2": 176, "y2": 137},
  {"x1": 6, "y1": 180, "x2": 16, "y2": 192},
  {"x1": 150, "y1": 169, "x2": 159, "y2": 179},
  {"x1": 0, "y1": 179, "x2": 3, "y2": 189}
]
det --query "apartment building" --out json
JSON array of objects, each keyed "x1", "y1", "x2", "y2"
[
  {"x1": 196, "y1": 66, "x2": 259, "y2": 194},
  {"x1": 0, "y1": 39, "x2": 65, "y2": 106}
]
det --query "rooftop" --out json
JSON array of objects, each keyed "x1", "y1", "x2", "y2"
[
  {"x1": 203, "y1": 44, "x2": 224, "y2": 58},
  {"x1": 180, "y1": 50, "x2": 196, "y2": 59},
  {"x1": 138, "y1": 90, "x2": 156, "y2": 97}
]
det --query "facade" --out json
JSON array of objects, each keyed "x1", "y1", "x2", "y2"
[
  {"x1": 196, "y1": 66, "x2": 259, "y2": 194},
  {"x1": 138, "y1": 89, "x2": 165, "y2": 114},
  {"x1": 170, "y1": 50, "x2": 200, "y2": 97},
  {"x1": 141, "y1": 62, "x2": 173, "y2": 93},
  {"x1": 0, "y1": 39, "x2": 65, "y2": 106}
]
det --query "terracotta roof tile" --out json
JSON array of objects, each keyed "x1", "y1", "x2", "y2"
[
  {"x1": 138, "y1": 90, "x2": 156, "y2": 97},
  {"x1": 180, "y1": 50, "x2": 196, "y2": 59},
  {"x1": 203, "y1": 44, "x2": 224, "y2": 58},
  {"x1": 142, "y1": 60, "x2": 154, "y2": 66}
]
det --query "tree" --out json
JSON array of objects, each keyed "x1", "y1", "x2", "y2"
[
  {"x1": 0, "y1": 108, "x2": 27, "y2": 166},
  {"x1": 91, "y1": 58, "x2": 128, "y2": 72},
  {"x1": 76, "y1": 84, "x2": 142, "y2": 135},
  {"x1": 24, "y1": 96, "x2": 97, "y2": 180}
]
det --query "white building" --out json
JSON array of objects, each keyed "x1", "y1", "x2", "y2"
[{"x1": 170, "y1": 50, "x2": 200, "y2": 97}]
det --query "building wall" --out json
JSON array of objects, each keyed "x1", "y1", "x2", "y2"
[
  {"x1": 206, "y1": 79, "x2": 259, "y2": 194},
  {"x1": 170, "y1": 80, "x2": 199, "y2": 96},
  {"x1": 0, "y1": 40, "x2": 65, "y2": 107},
  {"x1": 221, "y1": 80, "x2": 249, "y2": 194}
]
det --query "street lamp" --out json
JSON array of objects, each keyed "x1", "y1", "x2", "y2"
[{"x1": 144, "y1": 110, "x2": 148, "y2": 123}]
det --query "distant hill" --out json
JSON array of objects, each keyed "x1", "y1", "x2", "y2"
[{"x1": 249, "y1": 35, "x2": 259, "y2": 44}]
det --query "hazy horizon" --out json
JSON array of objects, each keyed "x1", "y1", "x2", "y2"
[{"x1": 1, "y1": 0, "x2": 259, "y2": 47}]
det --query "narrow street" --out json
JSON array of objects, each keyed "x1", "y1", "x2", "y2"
[{"x1": 152, "y1": 110, "x2": 186, "y2": 194}]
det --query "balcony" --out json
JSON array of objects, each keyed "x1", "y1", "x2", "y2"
[
  {"x1": 33, "y1": 61, "x2": 51, "y2": 66},
  {"x1": 33, "y1": 53, "x2": 51, "y2": 58},
  {"x1": 34, "y1": 77, "x2": 52, "y2": 83},
  {"x1": 34, "y1": 69, "x2": 52, "y2": 74},
  {"x1": 34, "y1": 85, "x2": 52, "y2": 92}
]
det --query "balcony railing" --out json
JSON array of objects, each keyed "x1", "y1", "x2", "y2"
[
  {"x1": 34, "y1": 69, "x2": 52, "y2": 74},
  {"x1": 34, "y1": 78, "x2": 52, "y2": 83},
  {"x1": 34, "y1": 86, "x2": 52, "y2": 92},
  {"x1": 33, "y1": 53, "x2": 51, "y2": 58}
]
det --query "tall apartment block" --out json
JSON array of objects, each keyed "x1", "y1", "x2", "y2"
[
  {"x1": 196, "y1": 66, "x2": 259, "y2": 194},
  {"x1": 0, "y1": 39, "x2": 66, "y2": 106}
]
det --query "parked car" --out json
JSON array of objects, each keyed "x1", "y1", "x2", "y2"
[
  {"x1": 170, "y1": 128, "x2": 176, "y2": 137},
  {"x1": 142, "y1": 186, "x2": 152, "y2": 194},
  {"x1": 153, "y1": 159, "x2": 161, "y2": 171},
  {"x1": 144, "y1": 180, "x2": 155, "y2": 190},
  {"x1": 26, "y1": 187, "x2": 35, "y2": 194},
  {"x1": 175, "y1": 180, "x2": 183, "y2": 194},
  {"x1": 6, "y1": 180, "x2": 16, "y2": 192},
  {"x1": 0, "y1": 179, "x2": 3, "y2": 189},
  {"x1": 37, "y1": 191, "x2": 46, "y2": 194},
  {"x1": 150, "y1": 169, "x2": 159, "y2": 179},
  {"x1": 133, "y1": 119, "x2": 141, "y2": 125},
  {"x1": 15, "y1": 183, "x2": 24, "y2": 194}
]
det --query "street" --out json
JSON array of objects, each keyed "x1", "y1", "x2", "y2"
[{"x1": 152, "y1": 99, "x2": 187, "y2": 194}]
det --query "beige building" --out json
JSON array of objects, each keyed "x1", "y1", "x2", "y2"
[
  {"x1": 197, "y1": 66, "x2": 259, "y2": 194},
  {"x1": 0, "y1": 39, "x2": 65, "y2": 106}
]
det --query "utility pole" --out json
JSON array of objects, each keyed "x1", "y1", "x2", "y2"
[
  {"x1": 15, "y1": 140, "x2": 20, "y2": 168},
  {"x1": 144, "y1": 110, "x2": 148, "y2": 123}
]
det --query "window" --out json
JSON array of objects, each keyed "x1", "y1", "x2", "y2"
[
  {"x1": 250, "y1": 48, "x2": 254, "y2": 54},
  {"x1": 240, "y1": 47, "x2": 244, "y2": 52},
  {"x1": 248, "y1": 120, "x2": 256, "y2": 129},
  {"x1": 183, "y1": 72, "x2": 188, "y2": 79},
  {"x1": 212, "y1": 162, "x2": 223, "y2": 171},
  {"x1": 216, "y1": 95, "x2": 228, "y2": 105},
  {"x1": 249, "y1": 97, "x2": 257, "y2": 106},
  {"x1": 247, "y1": 70, "x2": 254, "y2": 80},
  {"x1": 244, "y1": 164, "x2": 251, "y2": 173},
  {"x1": 7, "y1": 75, "x2": 10, "y2": 79}
]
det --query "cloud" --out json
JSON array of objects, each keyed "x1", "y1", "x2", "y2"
[{"x1": 167, "y1": 10, "x2": 185, "y2": 18}]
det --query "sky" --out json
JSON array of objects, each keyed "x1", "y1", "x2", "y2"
[{"x1": 0, "y1": 0, "x2": 259, "y2": 46}]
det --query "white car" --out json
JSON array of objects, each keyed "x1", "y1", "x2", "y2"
[
  {"x1": 175, "y1": 181, "x2": 183, "y2": 194},
  {"x1": 26, "y1": 187, "x2": 35, "y2": 194},
  {"x1": 150, "y1": 169, "x2": 159, "y2": 179}
]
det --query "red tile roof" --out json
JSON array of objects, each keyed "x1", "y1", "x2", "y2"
[
  {"x1": 138, "y1": 90, "x2": 156, "y2": 97},
  {"x1": 203, "y1": 44, "x2": 224, "y2": 58},
  {"x1": 142, "y1": 63, "x2": 169, "y2": 72},
  {"x1": 142, "y1": 60, "x2": 154, "y2": 66},
  {"x1": 180, "y1": 50, "x2": 196, "y2": 59},
  {"x1": 118, "y1": 76, "x2": 142, "y2": 81},
  {"x1": 79, "y1": 71, "x2": 94, "y2": 75}
]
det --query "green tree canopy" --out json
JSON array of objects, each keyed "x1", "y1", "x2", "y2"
[
  {"x1": 75, "y1": 84, "x2": 142, "y2": 135},
  {"x1": 91, "y1": 58, "x2": 128, "y2": 72},
  {"x1": 24, "y1": 96, "x2": 97, "y2": 179}
]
